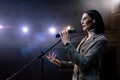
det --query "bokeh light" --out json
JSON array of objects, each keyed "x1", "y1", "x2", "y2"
[
  {"x1": 66, "y1": 25, "x2": 71, "y2": 30},
  {"x1": 48, "y1": 27, "x2": 56, "y2": 35},
  {"x1": 22, "y1": 26, "x2": 28, "y2": 33},
  {"x1": 0, "y1": 25, "x2": 3, "y2": 29}
]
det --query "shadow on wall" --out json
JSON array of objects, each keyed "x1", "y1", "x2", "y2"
[{"x1": 100, "y1": 46, "x2": 117, "y2": 80}]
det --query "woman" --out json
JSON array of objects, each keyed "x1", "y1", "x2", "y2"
[{"x1": 46, "y1": 10, "x2": 108, "y2": 80}]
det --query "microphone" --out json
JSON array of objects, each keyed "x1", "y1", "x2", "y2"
[{"x1": 55, "y1": 28, "x2": 76, "y2": 38}]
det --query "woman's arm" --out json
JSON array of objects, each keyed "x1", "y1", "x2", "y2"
[{"x1": 65, "y1": 39, "x2": 107, "y2": 70}]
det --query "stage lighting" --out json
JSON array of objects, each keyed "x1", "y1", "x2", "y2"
[
  {"x1": 22, "y1": 26, "x2": 28, "y2": 33},
  {"x1": 66, "y1": 25, "x2": 71, "y2": 30},
  {"x1": 48, "y1": 27, "x2": 56, "y2": 35},
  {"x1": 0, "y1": 25, "x2": 3, "y2": 29}
]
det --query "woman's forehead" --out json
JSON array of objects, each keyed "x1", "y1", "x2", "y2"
[{"x1": 82, "y1": 13, "x2": 90, "y2": 18}]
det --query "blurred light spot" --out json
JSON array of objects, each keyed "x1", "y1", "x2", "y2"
[
  {"x1": 22, "y1": 26, "x2": 28, "y2": 33},
  {"x1": 0, "y1": 25, "x2": 3, "y2": 29},
  {"x1": 48, "y1": 27, "x2": 56, "y2": 35},
  {"x1": 66, "y1": 25, "x2": 71, "y2": 30}
]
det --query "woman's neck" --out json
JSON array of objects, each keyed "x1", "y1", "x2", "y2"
[{"x1": 87, "y1": 29, "x2": 95, "y2": 39}]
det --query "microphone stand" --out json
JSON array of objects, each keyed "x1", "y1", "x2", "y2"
[
  {"x1": 6, "y1": 39, "x2": 62, "y2": 80},
  {"x1": 41, "y1": 51, "x2": 44, "y2": 80},
  {"x1": 41, "y1": 56, "x2": 44, "y2": 80}
]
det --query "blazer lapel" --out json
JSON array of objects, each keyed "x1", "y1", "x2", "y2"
[
  {"x1": 80, "y1": 35, "x2": 94, "y2": 48},
  {"x1": 76, "y1": 36, "x2": 87, "y2": 52}
]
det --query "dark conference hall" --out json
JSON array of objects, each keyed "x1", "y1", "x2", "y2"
[{"x1": 0, "y1": 0, "x2": 120, "y2": 80}]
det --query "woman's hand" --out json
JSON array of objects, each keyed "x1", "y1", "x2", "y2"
[
  {"x1": 45, "y1": 52, "x2": 61, "y2": 66},
  {"x1": 59, "y1": 30, "x2": 71, "y2": 45}
]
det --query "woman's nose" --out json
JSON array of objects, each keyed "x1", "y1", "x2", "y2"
[{"x1": 80, "y1": 20, "x2": 83, "y2": 24}]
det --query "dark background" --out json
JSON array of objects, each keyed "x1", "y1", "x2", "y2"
[{"x1": 0, "y1": 0, "x2": 119, "y2": 80}]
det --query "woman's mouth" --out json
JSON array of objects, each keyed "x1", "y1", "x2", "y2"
[{"x1": 82, "y1": 24, "x2": 86, "y2": 28}]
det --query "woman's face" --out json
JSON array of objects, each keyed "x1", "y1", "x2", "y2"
[{"x1": 81, "y1": 13, "x2": 94, "y2": 31}]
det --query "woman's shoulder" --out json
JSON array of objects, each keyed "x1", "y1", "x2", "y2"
[{"x1": 95, "y1": 34, "x2": 107, "y2": 42}]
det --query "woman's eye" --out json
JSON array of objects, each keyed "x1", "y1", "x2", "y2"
[{"x1": 82, "y1": 17, "x2": 87, "y2": 21}]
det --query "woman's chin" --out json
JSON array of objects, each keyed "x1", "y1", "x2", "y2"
[{"x1": 82, "y1": 28, "x2": 87, "y2": 31}]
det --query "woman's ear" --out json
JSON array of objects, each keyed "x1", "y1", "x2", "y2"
[{"x1": 93, "y1": 19, "x2": 95, "y2": 23}]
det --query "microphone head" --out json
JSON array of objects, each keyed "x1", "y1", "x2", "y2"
[
  {"x1": 55, "y1": 28, "x2": 76, "y2": 38},
  {"x1": 68, "y1": 28, "x2": 76, "y2": 33}
]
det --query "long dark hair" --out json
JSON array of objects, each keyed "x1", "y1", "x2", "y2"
[{"x1": 84, "y1": 10, "x2": 105, "y2": 34}]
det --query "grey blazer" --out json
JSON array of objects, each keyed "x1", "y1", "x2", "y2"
[{"x1": 60, "y1": 32, "x2": 108, "y2": 80}]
